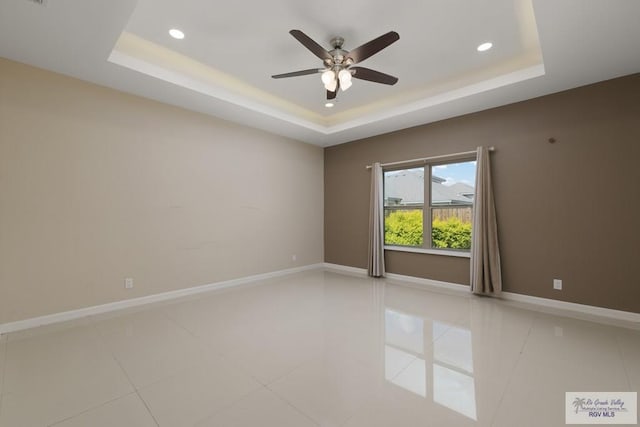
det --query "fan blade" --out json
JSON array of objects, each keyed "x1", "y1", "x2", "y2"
[
  {"x1": 272, "y1": 69, "x2": 323, "y2": 79},
  {"x1": 289, "y1": 30, "x2": 332, "y2": 61},
  {"x1": 346, "y1": 31, "x2": 399, "y2": 64},
  {"x1": 351, "y1": 67, "x2": 398, "y2": 85}
]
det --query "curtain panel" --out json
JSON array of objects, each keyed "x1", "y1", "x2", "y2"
[
  {"x1": 470, "y1": 146, "x2": 502, "y2": 295},
  {"x1": 368, "y1": 162, "x2": 386, "y2": 277}
]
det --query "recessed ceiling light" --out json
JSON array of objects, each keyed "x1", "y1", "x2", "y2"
[
  {"x1": 325, "y1": 102, "x2": 334, "y2": 108},
  {"x1": 477, "y1": 42, "x2": 493, "y2": 52},
  {"x1": 169, "y1": 29, "x2": 185, "y2": 40}
]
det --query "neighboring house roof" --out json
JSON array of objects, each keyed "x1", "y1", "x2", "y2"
[
  {"x1": 445, "y1": 182, "x2": 476, "y2": 200},
  {"x1": 384, "y1": 169, "x2": 425, "y2": 205},
  {"x1": 384, "y1": 170, "x2": 474, "y2": 206}
]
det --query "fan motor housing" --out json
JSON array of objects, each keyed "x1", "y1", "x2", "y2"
[{"x1": 326, "y1": 37, "x2": 348, "y2": 66}]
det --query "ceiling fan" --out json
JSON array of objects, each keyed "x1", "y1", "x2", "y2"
[{"x1": 272, "y1": 30, "x2": 400, "y2": 101}]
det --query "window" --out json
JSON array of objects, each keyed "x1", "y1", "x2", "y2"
[{"x1": 383, "y1": 159, "x2": 476, "y2": 251}]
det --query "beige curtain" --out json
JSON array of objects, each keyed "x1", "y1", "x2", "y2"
[
  {"x1": 470, "y1": 147, "x2": 502, "y2": 295},
  {"x1": 368, "y1": 162, "x2": 385, "y2": 277}
]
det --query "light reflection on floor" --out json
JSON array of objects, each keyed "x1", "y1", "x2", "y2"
[{"x1": 384, "y1": 309, "x2": 477, "y2": 419}]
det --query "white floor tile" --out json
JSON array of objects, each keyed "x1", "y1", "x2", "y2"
[
  {"x1": 269, "y1": 356, "x2": 379, "y2": 426},
  {"x1": 456, "y1": 300, "x2": 535, "y2": 423},
  {"x1": 49, "y1": 393, "x2": 157, "y2": 427},
  {"x1": 0, "y1": 325, "x2": 133, "y2": 427},
  {"x1": 94, "y1": 310, "x2": 213, "y2": 388},
  {"x1": 385, "y1": 345, "x2": 416, "y2": 380},
  {"x1": 1, "y1": 270, "x2": 638, "y2": 427},
  {"x1": 383, "y1": 281, "x2": 472, "y2": 327},
  {"x1": 616, "y1": 328, "x2": 640, "y2": 390},
  {"x1": 138, "y1": 355, "x2": 261, "y2": 427},
  {"x1": 162, "y1": 291, "x2": 256, "y2": 348},
  {"x1": 5, "y1": 317, "x2": 95, "y2": 343},
  {"x1": 195, "y1": 387, "x2": 317, "y2": 427},
  {"x1": 344, "y1": 379, "x2": 488, "y2": 427},
  {"x1": 492, "y1": 314, "x2": 632, "y2": 427}
]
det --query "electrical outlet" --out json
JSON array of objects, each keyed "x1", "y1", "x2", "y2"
[
  {"x1": 292, "y1": 254, "x2": 297, "y2": 261},
  {"x1": 553, "y1": 279, "x2": 562, "y2": 290},
  {"x1": 124, "y1": 278, "x2": 134, "y2": 289}
]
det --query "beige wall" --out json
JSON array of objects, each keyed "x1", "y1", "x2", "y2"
[
  {"x1": 0, "y1": 58, "x2": 324, "y2": 324},
  {"x1": 325, "y1": 74, "x2": 640, "y2": 313}
]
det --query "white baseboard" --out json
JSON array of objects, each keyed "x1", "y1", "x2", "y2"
[
  {"x1": 385, "y1": 272, "x2": 470, "y2": 294},
  {"x1": 500, "y1": 291, "x2": 640, "y2": 324},
  {"x1": 323, "y1": 263, "x2": 640, "y2": 325},
  {"x1": 3, "y1": 262, "x2": 638, "y2": 335},
  {"x1": 324, "y1": 262, "x2": 469, "y2": 294},
  {"x1": 323, "y1": 263, "x2": 369, "y2": 276},
  {"x1": 0, "y1": 263, "x2": 324, "y2": 335}
]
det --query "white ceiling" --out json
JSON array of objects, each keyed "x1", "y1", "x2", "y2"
[{"x1": 1, "y1": 0, "x2": 639, "y2": 147}]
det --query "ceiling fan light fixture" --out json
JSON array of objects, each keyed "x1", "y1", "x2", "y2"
[
  {"x1": 321, "y1": 69, "x2": 335, "y2": 85},
  {"x1": 324, "y1": 79, "x2": 338, "y2": 92},
  {"x1": 338, "y1": 69, "x2": 352, "y2": 91}
]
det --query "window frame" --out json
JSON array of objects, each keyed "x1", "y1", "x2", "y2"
[{"x1": 383, "y1": 155, "x2": 476, "y2": 256}]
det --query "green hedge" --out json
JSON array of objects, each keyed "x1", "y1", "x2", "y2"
[
  {"x1": 384, "y1": 210, "x2": 423, "y2": 246},
  {"x1": 432, "y1": 217, "x2": 471, "y2": 249},
  {"x1": 384, "y1": 211, "x2": 472, "y2": 249}
]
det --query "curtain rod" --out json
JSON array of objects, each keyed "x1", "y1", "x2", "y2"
[{"x1": 365, "y1": 146, "x2": 495, "y2": 169}]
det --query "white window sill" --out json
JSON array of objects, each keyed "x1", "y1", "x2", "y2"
[{"x1": 384, "y1": 245, "x2": 471, "y2": 258}]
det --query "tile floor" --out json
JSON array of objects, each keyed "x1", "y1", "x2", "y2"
[{"x1": 0, "y1": 269, "x2": 638, "y2": 426}]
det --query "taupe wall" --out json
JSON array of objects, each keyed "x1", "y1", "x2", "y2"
[
  {"x1": 325, "y1": 74, "x2": 640, "y2": 313},
  {"x1": 0, "y1": 58, "x2": 324, "y2": 324}
]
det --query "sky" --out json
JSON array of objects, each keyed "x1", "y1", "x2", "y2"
[{"x1": 433, "y1": 160, "x2": 476, "y2": 187}]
